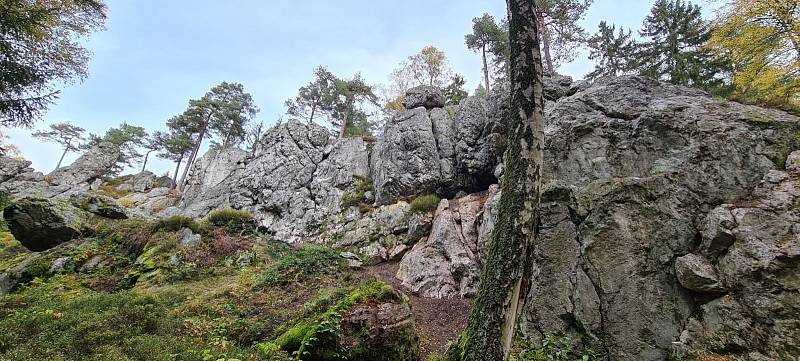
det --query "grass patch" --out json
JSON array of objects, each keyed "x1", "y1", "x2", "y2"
[
  {"x1": 342, "y1": 176, "x2": 373, "y2": 213},
  {"x1": 0, "y1": 276, "x2": 260, "y2": 361},
  {"x1": 204, "y1": 208, "x2": 255, "y2": 231},
  {"x1": 260, "y1": 245, "x2": 345, "y2": 286},
  {"x1": 410, "y1": 194, "x2": 440, "y2": 214}
]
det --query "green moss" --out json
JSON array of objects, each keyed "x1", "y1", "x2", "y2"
[
  {"x1": 541, "y1": 182, "x2": 572, "y2": 203},
  {"x1": 273, "y1": 280, "x2": 396, "y2": 360},
  {"x1": 746, "y1": 111, "x2": 778, "y2": 129},
  {"x1": 410, "y1": 194, "x2": 440, "y2": 214}
]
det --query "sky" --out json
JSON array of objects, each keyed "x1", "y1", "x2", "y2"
[{"x1": 6, "y1": 0, "x2": 721, "y2": 176}]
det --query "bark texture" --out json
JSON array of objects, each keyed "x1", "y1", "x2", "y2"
[{"x1": 445, "y1": 0, "x2": 546, "y2": 360}]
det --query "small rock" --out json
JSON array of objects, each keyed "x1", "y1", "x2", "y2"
[
  {"x1": 675, "y1": 254, "x2": 724, "y2": 292},
  {"x1": 50, "y1": 257, "x2": 71, "y2": 273},
  {"x1": 80, "y1": 255, "x2": 104, "y2": 272},
  {"x1": 700, "y1": 207, "x2": 736, "y2": 257},
  {"x1": 360, "y1": 243, "x2": 387, "y2": 266},
  {"x1": 388, "y1": 244, "x2": 409, "y2": 261},
  {"x1": 177, "y1": 227, "x2": 201, "y2": 247},
  {"x1": 786, "y1": 150, "x2": 800, "y2": 175}
]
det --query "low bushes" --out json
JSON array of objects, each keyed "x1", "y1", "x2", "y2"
[
  {"x1": 410, "y1": 194, "x2": 440, "y2": 214},
  {"x1": 260, "y1": 245, "x2": 344, "y2": 286},
  {"x1": 204, "y1": 208, "x2": 255, "y2": 231}
]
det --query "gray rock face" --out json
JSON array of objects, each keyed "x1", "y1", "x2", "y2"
[
  {"x1": 397, "y1": 190, "x2": 495, "y2": 298},
  {"x1": 4, "y1": 198, "x2": 85, "y2": 251},
  {"x1": 70, "y1": 193, "x2": 127, "y2": 219},
  {"x1": 371, "y1": 108, "x2": 442, "y2": 204},
  {"x1": 48, "y1": 142, "x2": 121, "y2": 186},
  {"x1": 404, "y1": 85, "x2": 445, "y2": 110},
  {"x1": 454, "y1": 97, "x2": 505, "y2": 185},
  {"x1": 671, "y1": 160, "x2": 800, "y2": 360},
  {"x1": 181, "y1": 147, "x2": 247, "y2": 217}
]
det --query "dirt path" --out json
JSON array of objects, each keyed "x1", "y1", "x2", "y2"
[{"x1": 361, "y1": 262, "x2": 473, "y2": 360}]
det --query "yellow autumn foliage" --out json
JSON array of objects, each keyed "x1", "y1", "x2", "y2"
[{"x1": 709, "y1": 0, "x2": 800, "y2": 112}]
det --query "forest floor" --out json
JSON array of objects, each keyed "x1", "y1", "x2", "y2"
[{"x1": 361, "y1": 262, "x2": 473, "y2": 359}]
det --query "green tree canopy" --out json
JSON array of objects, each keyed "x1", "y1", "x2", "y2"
[
  {"x1": 285, "y1": 66, "x2": 338, "y2": 124},
  {"x1": 586, "y1": 21, "x2": 636, "y2": 80},
  {"x1": 444, "y1": 75, "x2": 469, "y2": 106},
  {"x1": 465, "y1": 13, "x2": 509, "y2": 92},
  {"x1": 0, "y1": 0, "x2": 107, "y2": 127},
  {"x1": 534, "y1": 0, "x2": 593, "y2": 73},
  {"x1": 636, "y1": 0, "x2": 727, "y2": 89}
]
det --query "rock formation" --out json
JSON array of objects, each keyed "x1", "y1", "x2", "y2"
[{"x1": 1, "y1": 74, "x2": 798, "y2": 360}]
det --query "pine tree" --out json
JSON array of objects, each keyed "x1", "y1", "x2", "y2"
[
  {"x1": 32, "y1": 122, "x2": 86, "y2": 170},
  {"x1": 285, "y1": 66, "x2": 338, "y2": 124},
  {"x1": 177, "y1": 82, "x2": 258, "y2": 190},
  {"x1": 465, "y1": 13, "x2": 508, "y2": 93},
  {"x1": 636, "y1": 0, "x2": 725, "y2": 89},
  {"x1": 586, "y1": 21, "x2": 636, "y2": 80},
  {"x1": 534, "y1": 0, "x2": 593, "y2": 74},
  {"x1": 444, "y1": 75, "x2": 469, "y2": 106}
]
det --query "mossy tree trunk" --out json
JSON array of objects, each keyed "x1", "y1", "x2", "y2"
[{"x1": 445, "y1": 0, "x2": 545, "y2": 360}]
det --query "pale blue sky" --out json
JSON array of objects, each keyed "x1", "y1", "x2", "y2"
[{"x1": 6, "y1": 0, "x2": 719, "y2": 175}]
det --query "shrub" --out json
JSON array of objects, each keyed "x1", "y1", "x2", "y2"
[
  {"x1": 153, "y1": 215, "x2": 202, "y2": 234},
  {"x1": 204, "y1": 208, "x2": 255, "y2": 231},
  {"x1": 260, "y1": 245, "x2": 344, "y2": 286},
  {"x1": 183, "y1": 229, "x2": 254, "y2": 268},
  {"x1": 410, "y1": 194, "x2": 440, "y2": 214},
  {"x1": 273, "y1": 280, "x2": 395, "y2": 359},
  {"x1": 341, "y1": 176, "x2": 374, "y2": 211}
]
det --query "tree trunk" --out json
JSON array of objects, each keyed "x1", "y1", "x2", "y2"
[
  {"x1": 309, "y1": 102, "x2": 317, "y2": 124},
  {"x1": 537, "y1": 12, "x2": 554, "y2": 75},
  {"x1": 338, "y1": 101, "x2": 353, "y2": 139},
  {"x1": 141, "y1": 149, "x2": 154, "y2": 172},
  {"x1": 482, "y1": 44, "x2": 491, "y2": 94},
  {"x1": 54, "y1": 147, "x2": 68, "y2": 171},
  {"x1": 178, "y1": 116, "x2": 211, "y2": 192},
  {"x1": 445, "y1": 0, "x2": 545, "y2": 360},
  {"x1": 171, "y1": 155, "x2": 183, "y2": 189}
]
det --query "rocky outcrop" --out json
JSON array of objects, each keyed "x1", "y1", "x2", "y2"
[
  {"x1": 371, "y1": 108, "x2": 443, "y2": 204},
  {"x1": 397, "y1": 189, "x2": 497, "y2": 298},
  {"x1": 48, "y1": 142, "x2": 121, "y2": 187},
  {"x1": 3, "y1": 198, "x2": 86, "y2": 251},
  {"x1": 339, "y1": 289, "x2": 420, "y2": 361},
  {"x1": 671, "y1": 155, "x2": 800, "y2": 360}
]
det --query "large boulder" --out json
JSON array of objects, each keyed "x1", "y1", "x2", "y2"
[
  {"x1": 671, "y1": 155, "x2": 800, "y2": 360},
  {"x1": 3, "y1": 198, "x2": 86, "y2": 251},
  {"x1": 396, "y1": 189, "x2": 496, "y2": 298},
  {"x1": 371, "y1": 108, "x2": 442, "y2": 204},
  {"x1": 391, "y1": 76, "x2": 799, "y2": 359},
  {"x1": 403, "y1": 85, "x2": 445, "y2": 110},
  {"x1": 180, "y1": 146, "x2": 247, "y2": 216},
  {"x1": 70, "y1": 193, "x2": 127, "y2": 219}
]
